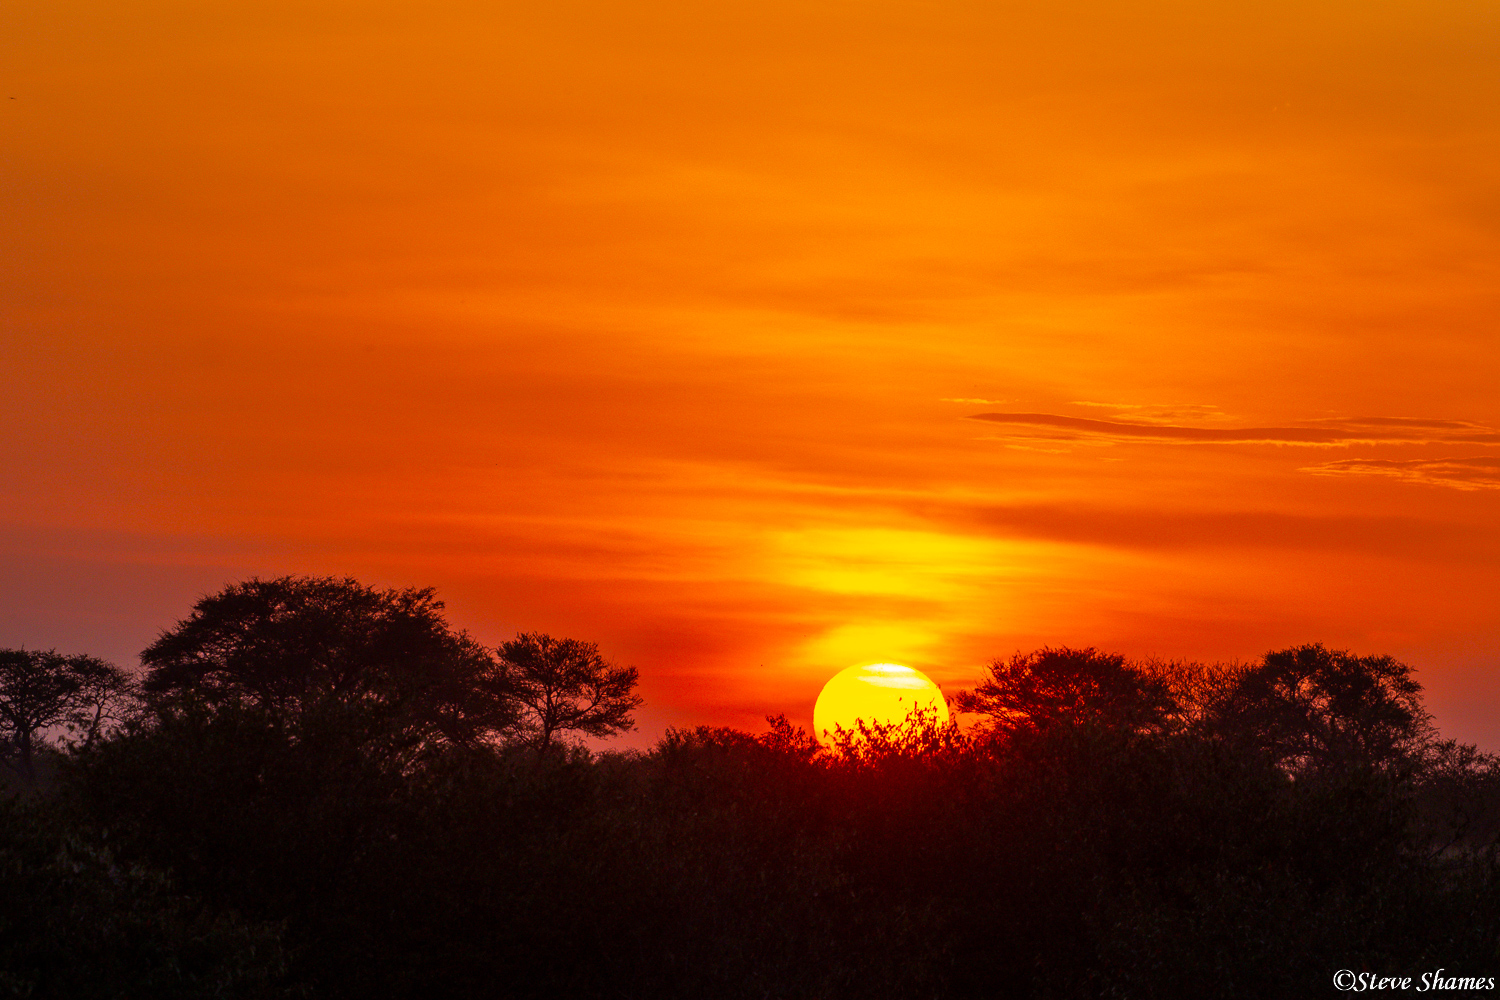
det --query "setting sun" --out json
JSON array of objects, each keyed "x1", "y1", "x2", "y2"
[{"x1": 812, "y1": 662, "x2": 950, "y2": 745}]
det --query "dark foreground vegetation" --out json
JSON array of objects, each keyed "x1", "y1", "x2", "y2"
[{"x1": 3, "y1": 576, "x2": 1498, "y2": 998}]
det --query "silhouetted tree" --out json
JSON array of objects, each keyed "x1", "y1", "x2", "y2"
[
  {"x1": 140, "y1": 576, "x2": 513, "y2": 751},
  {"x1": 61, "y1": 655, "x2": 137, "y2": 752},
  {"x1": 953, "y1": 646, "x2": 1177, "y2": 738},
  {"x1": 497, "y1": 632, "x2": 641, "y2": 751},
  {"x1": 0, "y1": 649, "x2": 131, "y2": 790},
  {"x1": 1212, "y1": 643, "x2": 1433, "y2": 773}
]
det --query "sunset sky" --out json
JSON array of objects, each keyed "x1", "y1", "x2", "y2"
[{"x1": 4, "y1": 0, "x2": 1498, "y2": 746}]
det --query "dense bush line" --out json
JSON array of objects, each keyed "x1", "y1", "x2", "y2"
[{"x1": 3, "y1": 578, "x2": 1498, "y2": 998}]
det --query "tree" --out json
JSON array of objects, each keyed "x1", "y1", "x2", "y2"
[
  {"x1": 139, "y1": 576, "x2": 513, "y2": 751},
  {"x1": 61, "y1": 655, "x2": 137, "y2": 752},
  {"x1": 0, "y1": 649, "x2": 132, "y2": 790},
  {"x1": 497, "y1": 632, "x2": 641, "y2": 751},
  {"x1": 953, "y1": 646, "x2": 1178, "y2": 739},
  {"x1": 1212, "y1": 643, "x2": 1433, "y2": 773}
]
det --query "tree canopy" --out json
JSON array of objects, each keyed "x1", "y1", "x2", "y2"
[
  {"x1": 952, "y1": 646, "x2": 1178, "y2": 738},
  {"x1": 139, "y1": 576, "x2": 513, "y2": 749},
  {"x1": 1213, "y1": 642, "x2": 1433, "y2": 773}
]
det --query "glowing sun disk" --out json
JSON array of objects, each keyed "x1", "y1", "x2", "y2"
[{"x1": 813, "y1": 662, "x2": 949, "y2": 745}]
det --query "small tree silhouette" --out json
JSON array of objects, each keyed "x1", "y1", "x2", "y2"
[
  {"x1": 0, "y1": 649, "x2": 132, "y2": 789},
  {"x1": 497, "y1": 633, "x2": 641, "y2": 752}
]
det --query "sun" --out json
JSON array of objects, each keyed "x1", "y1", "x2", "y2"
[{"x1": 813, "y1": 662, "x2": 950, "y2": 746}]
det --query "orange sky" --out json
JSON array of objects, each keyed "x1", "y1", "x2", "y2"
[{"x1": 4, "y1": 0, "x2": 1498, "y2": 746}]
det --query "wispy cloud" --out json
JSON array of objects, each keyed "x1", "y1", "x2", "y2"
[
  {"x1": 1301, "y1": 457, "x2": 1500, "y2": 491},
  {"x1": 968, "y1": 412, "x2": 1500, "y2": 447}
]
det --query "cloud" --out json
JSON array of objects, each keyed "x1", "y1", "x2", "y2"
[
  {"x1": 967, "y1": 412, "x2": 1500, "y2": 447},
  {"x1": 1301, "y1": 457, "x2": 1500, "y2": 491}
]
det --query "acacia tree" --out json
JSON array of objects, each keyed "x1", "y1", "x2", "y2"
[
  {"x1": 1212, "y1": 643, "x2": 1433, "y2": 773},
  {"x1": 64, "y1": 655, "x2": 138, "y2": 751},
  {"x1": 497, "y1": 633, "x2": 641, "y2": 751},
  {"x1": 0, "y1": 649, "x2": 133, "y2": 789},
  {"x1": 953, "y1": 646, "x2": 1178, "y2": 739},
  {"x1": 139, "y1": 576, "x2": 514, "y2": 752}
]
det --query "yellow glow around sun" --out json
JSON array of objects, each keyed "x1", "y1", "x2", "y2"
[{"x1": 812, "y1": 662, "x2": 950, "y2": 746}]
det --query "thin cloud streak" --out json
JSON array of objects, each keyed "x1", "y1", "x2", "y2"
[
  {"x1": 1302, "y1": 458, "x2": 1500, "y2": 492},
  {"x1": 969, "y1": 412, "x2": 1500, "y2": 447}
]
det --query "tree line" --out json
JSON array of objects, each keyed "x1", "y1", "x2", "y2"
[
  {"x1": 2, "y1": 576, "x2": 641, "y2": 792},
  {"x1": 2, "y1": 575, "x2": 1497, "y2": 998}
]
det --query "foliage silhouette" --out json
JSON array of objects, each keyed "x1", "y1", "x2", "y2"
[
  {"x1": 12, "y1": 585, "x2": 1498, "y2": 1000},
  {"x1": 0, "y1": 797, "x2": 293, "y2": 999}
]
